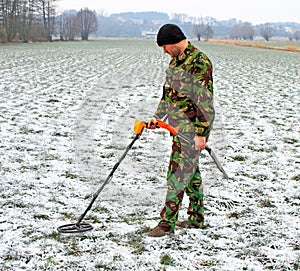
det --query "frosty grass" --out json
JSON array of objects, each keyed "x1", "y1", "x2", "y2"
[{"x1": 0, "y1": 40, "x2": 299, "y2": 270}]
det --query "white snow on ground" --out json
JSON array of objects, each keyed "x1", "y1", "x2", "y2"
[{"x1": 0, "y1": 40, "x2": 299, "y2": 271}]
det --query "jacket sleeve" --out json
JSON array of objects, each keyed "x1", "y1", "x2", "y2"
[
  {"x1": 182, "y1": 54, "x2": 215, "y2": 138},
  {"x1": 192, "y1": 83, "x2": 214, "y2": 137}
]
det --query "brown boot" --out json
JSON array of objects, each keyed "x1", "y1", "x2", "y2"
[
  {"x1": 148, "y1": 223, "x2": 173, "y2": 237},
  {"x1": 176, "y1": 220, "x2": 204, "y2": 229}
]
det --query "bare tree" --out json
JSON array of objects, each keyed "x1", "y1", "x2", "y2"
[
  {"x1": 76, "y1": 8, "x2": 98, "y2": 41},
  {"x1": 230, "y1": 22, "x2": 255, "y2": 40},
  {"x1": 260, "y1": 24, "x2": 276, "y2": 41},
  {"x1": 193, "y1": 16, "x2": 214, "y2": 41},
  {"x1": 41, "y1": 0, "x2": 56, "y2": 41},
  {"x1": 243, "y1": 22, "x2": 255, "y2": 40},
  {"x1": 294, "y1": 30, "x2": 300, "y2": 41},
  {"x1": 193, "y1": 22, "x2": 205, "y2": 41},
  {"x1": 58, "y1": 9, "x2": 79, "y2": 40},
  {"x1": 0, "y1": 0, "x2": 18, "y2": 42},
  {"x1": 18, "y1": 0, "x2": 40, "y2": 42}
]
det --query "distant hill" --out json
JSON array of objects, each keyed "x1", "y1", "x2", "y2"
[{"x1": 110, "y1": 11, "x2": 169, "y2": 21}]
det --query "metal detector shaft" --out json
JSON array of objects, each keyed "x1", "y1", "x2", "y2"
[
  {"x1": 204, "y1": 146, "x2": 229, "y2": 179},
  {"x1": 153, "y1": 120, "x2": 229, "y2": 179},
  {"x1": 75, "y1": 133, "x2": 141, "y2": 225},
  {"x1": 177, "y1": 132, "x2": 229, "y2": 179}
]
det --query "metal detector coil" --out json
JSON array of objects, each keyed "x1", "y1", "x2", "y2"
[{"x1": 57, "y1": 222, "x2": 93, "y2": 233}]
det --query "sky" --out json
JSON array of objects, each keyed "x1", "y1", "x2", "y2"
[{"x1": 56, "y1": 0, "x2": 300, "y2": 24}]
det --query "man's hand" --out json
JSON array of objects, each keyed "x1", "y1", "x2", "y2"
[
  {"x1": 194, "y1": 135, "x2": 206, "y2": 150},
  {"x1": 147, "y1": 117, "x2": 158, "y2": 130}
]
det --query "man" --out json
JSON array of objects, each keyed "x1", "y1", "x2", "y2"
[{"x1": 147, "y1": 24, "x2": 215, "y2": 237}]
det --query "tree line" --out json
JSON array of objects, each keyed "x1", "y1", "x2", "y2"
[
  {"x1": 1, "y1": 2, "x2": 299, "y2": 43},
  {"x1": 0, "y1": 0, "x2": 98, "y2": 42},
  {"x1": 228, "y1": 22, "x2": 300, "y2": 41}
]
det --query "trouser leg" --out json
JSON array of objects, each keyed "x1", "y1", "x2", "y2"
[
  {"x1": 159, "y1": 136, "x2": 200, "y2": 231},
  {"x1": 185, "y1": 167, "x2": 204, "y2": 227}
]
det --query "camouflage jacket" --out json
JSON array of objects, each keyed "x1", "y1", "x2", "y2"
[{"x1": 154, "y1": 42, "x2": 215, "y2": 139}]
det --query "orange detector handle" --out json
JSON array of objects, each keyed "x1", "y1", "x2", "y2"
[
  {"x1": 134, "y1": 119, "x2": 192, "y2": 144},
  {"x1": 133, "y1": 119, "x2": 178, "y2": 136},
  {"x1": 155, "y1": 119, "x2": 178, "y2": 136}
]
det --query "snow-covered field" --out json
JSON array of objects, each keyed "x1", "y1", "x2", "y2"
[{"x1": 0, "y1": 40, "x2": 299, "y2": 271}]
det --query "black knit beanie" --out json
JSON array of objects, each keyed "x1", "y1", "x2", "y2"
[{"x1": 156, "y1": 24, "x2": 186, "y2": 46}]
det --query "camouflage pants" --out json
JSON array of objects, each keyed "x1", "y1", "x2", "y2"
[{"x1": 159, "y1": 135, "x2": 204, "y2": 231}]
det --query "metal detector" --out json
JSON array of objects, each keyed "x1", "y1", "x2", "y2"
[
  {"x1": 57, "y1": 119, "x2": 228, "y2": 233},
  {"x1": 57, "y1": 124, "x2": 145, "y2": 234}
]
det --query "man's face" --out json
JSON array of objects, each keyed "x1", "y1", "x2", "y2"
[{"x1": 161, "y1": 44, "x2": 180, "y2": 58}]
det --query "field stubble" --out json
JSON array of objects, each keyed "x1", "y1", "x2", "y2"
[{"x1": 0, "y1": 40, "x2": 299, "y2": 270}]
